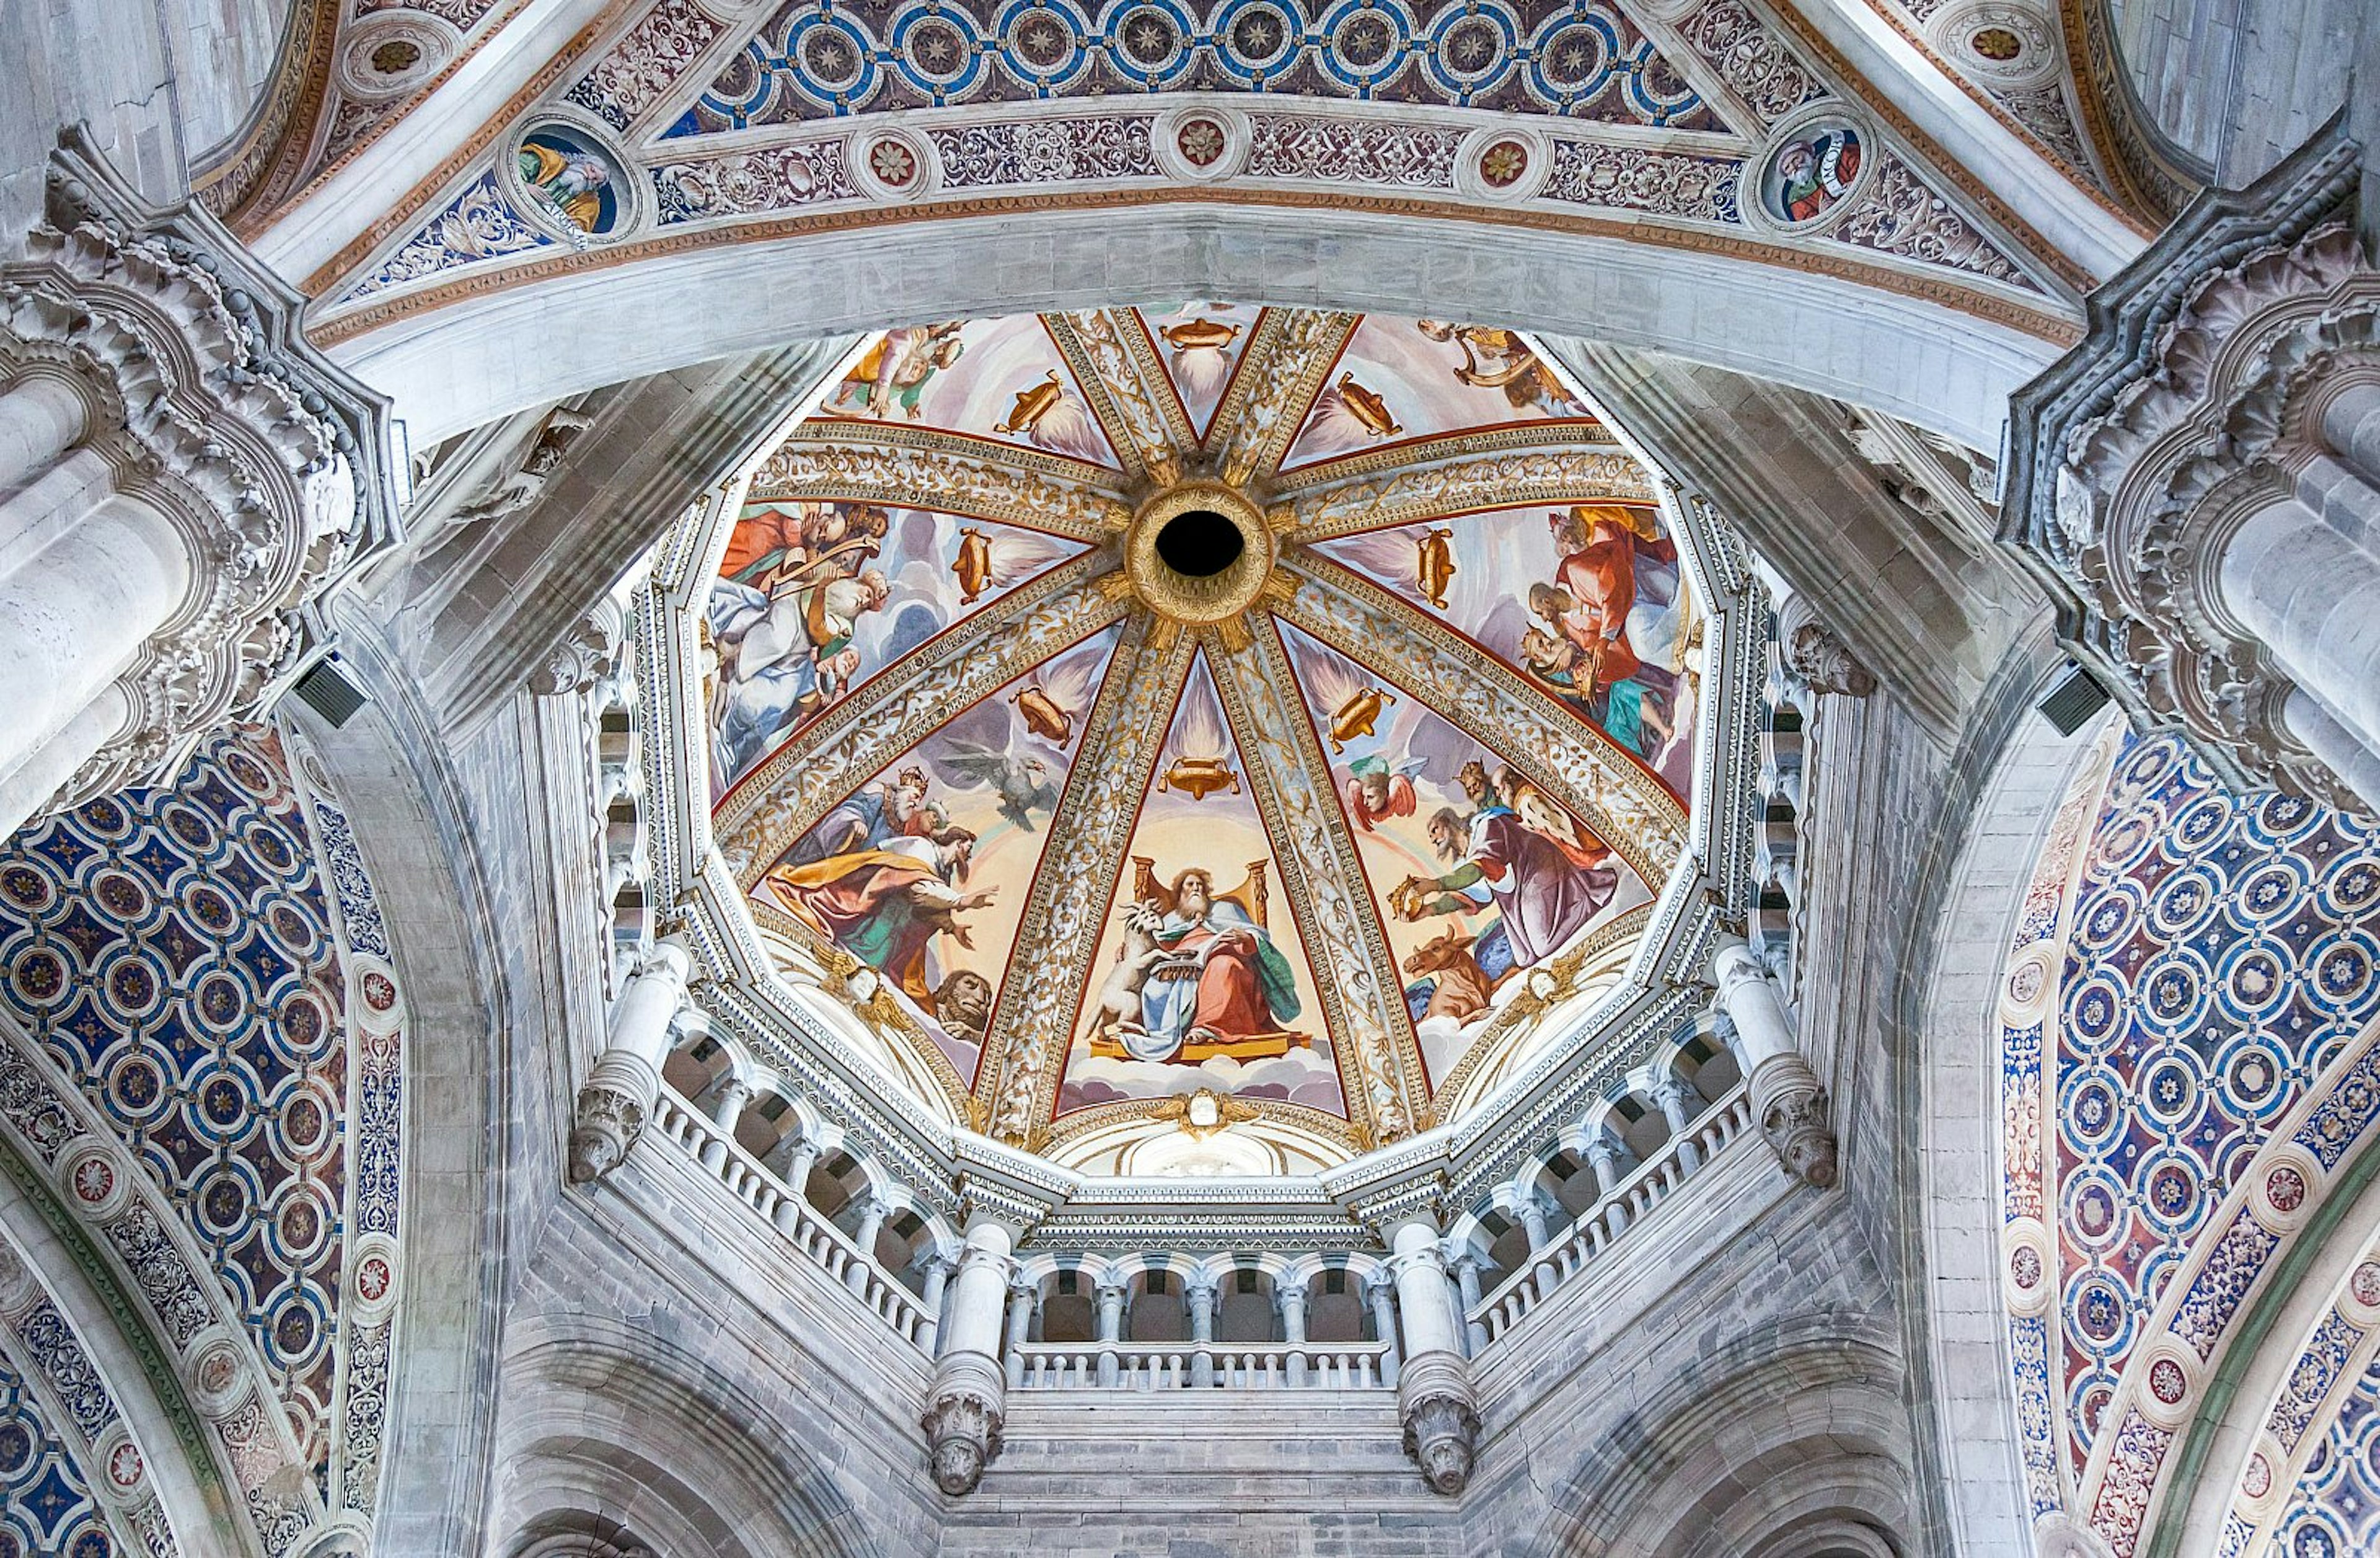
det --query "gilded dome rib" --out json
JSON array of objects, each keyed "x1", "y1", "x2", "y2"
[
  {"x1": 1208, "y1": 616, "x2": 1432, "y2": 1145},
  {"x1": 1209, "y1": 309, "x2": 1359, "y2": 488},
  {"x1": 977, "y1": 622, "x2": 1198, "y2": 1145},
  {"x1": 715, "y1": 554, "x2": 1129, "y2": 869},
  {"x1": 1276, "y1": 552, "x2": 1689, "y2": 888}
]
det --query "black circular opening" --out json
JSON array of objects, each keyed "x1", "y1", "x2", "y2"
[{"x1": 1155, "y1": 509, "x2": 1245, "y2": 577}]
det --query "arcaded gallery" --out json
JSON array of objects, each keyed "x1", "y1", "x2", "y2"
[{"x1": 0, "y1": 0, "x2": 2373, "y2": 1553}]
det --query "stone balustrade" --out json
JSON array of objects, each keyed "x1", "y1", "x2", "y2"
[
  {"x1": 647, "y1": 1093, "x2": 935, "y2": 1349},
  {"x1": 1011, "y1": 1340, "x2": 1396, "y2": 1391},
  {"x1": 1470, "y1": 1084, "x2": 1754, "y2": 1345}
]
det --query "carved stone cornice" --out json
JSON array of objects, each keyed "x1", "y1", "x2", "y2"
[
  {"x1": 1274, "y1": 446, "x2": 1655, "y2": 539},
  {"x1": 1, "y1": 140, "x2": 397, "y2": 812},
  {"x1": 2004, "y1": 124, "x2": 2370, "y2": 805}
]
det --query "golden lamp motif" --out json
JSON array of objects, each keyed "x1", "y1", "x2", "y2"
[
  {"x1": 1336, "y1": 374, "x2": 1402, "y2": 438},
  {"x1": 952, "y1": 526, "x2": 994, "y2": 604},
  {"x1": 1415, "y1": 527, "x2": 1457, "y2": 609},
  {"x1": 1160, "y1": 318, "x2": 1243, "y2": 352},
  {"x1": 1328, "y1": 687, "x2": 1398, "y2": 754},
  {"x1": 993, "y1": 370, "x2": 1065, "y2": 435},
  {"x1": 1158, "y1": 755, "x2": 1240, "y2": 801},
  {"x1": 1011, "y1": 684, "x2": 1074, "y2": 745}
]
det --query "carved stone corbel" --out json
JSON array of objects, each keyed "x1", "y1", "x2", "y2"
[
  {"x1": 1397, "y1": 1349, "x2": 1482, "y2": 1495},
  {"x1": 1773, "y1": 593, "x2": 1876, "y2": 698},
  {"x1": 920, "y1": 1348, "x2": 1006, "y2": 1495}
]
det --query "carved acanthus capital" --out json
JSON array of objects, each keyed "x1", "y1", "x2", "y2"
[
  {"x1": 529, "y1": 595, "x2": 627, "y2": 697},
  {"x1": 1748, "y1": 1052, "x2": 1837, "y2": 1189},
  {"x1": 1396, "y1": 1349, "x2": 1481, "y2": 1495},
  {"x1": 568, "y1": 1082, "x2": 646, "y2": 1186},
  {"x1": 2008, "y1": 126, "x2": 2377, "y2": 808},
  {"x1": 568, "y1": 1048, "x2": 663, "y2": 1185},
  {"x1": 1, "y1": 143, "x2": 394, "y2": 812},
  {"x1": 921, "y1": 1350, "x2": 1007, "y2": 1496}
]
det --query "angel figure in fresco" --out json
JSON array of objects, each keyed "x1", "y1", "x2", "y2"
[
  {"x1": 1342, "y1": 754, "x2": 1422, "y2": 833},
  {"x1": 1088, "y1": 864, "x2": 1303, "y2": 1064},
  {"x1": 707, "y1": 564, "x2": 892, "y2": 781},
  {"x1": 828, "y1": 322, "x2": 966, "y2": 420},
  {"x1": 518, "y1": 140, "x2": 612, "y2": 233},
  {"x1": 1391, "y1": 761, "x2": 1616, "y2": 968},
  {"x1": 1415, "y1": 321, "x2": 1586, "y2": 418},
  {"x1": 768, "y1": 827, "x2": 997, "y2": 1003}
]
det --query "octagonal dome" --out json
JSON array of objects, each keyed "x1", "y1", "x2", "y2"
[{"x1": 692, "y1": 306, "x2": 1709, "y2": 1173}]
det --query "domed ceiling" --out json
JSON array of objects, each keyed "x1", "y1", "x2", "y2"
[{"x1": 695, "y1": 306, "x2": 1703, "y2": 1169}]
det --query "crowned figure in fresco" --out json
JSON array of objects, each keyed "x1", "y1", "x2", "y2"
[
  {"x1": 768, "y1": 827, "x2": 996, "y2": 1004},
  {"x1": 1393, "y1": 761, "x2": 1615, "y2": 967},
  {"x1": 1088, "y1": 862, "x2": 1305, "y2": 1064}
]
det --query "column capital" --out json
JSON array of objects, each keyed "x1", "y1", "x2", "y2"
[
  {"x1": 2, "y1": 139, "x2": 399, "y2": 817},
  {"x1": 2004, "y1": 123, "x2": 2378, "y2": 809}
]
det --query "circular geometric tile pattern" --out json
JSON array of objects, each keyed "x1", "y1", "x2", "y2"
[
  {"x1": 0, "y1": 725, "x2": 368, "y2": 1490},
  {"x1": 671, "y1": 0, "x2": 1717, "y2": 133},
  {"x1": 0, "y1": 1359, "x2": 112, "y2": 1558},
  {"x1": 2040, "y1": 735, "x2": 2380, "y2": 1479}
]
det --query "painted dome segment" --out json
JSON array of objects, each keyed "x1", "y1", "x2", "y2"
[
  {"x1": 1303, "y1": 501, "x2": 1698, "y2": 796},
  {"x1": 707, "y1": 500, "x2": 1092, "y2": 798},
  {"x1": 1132, "y1": 303, "x2": 1265, "y2": 446},
  {"x1": 811, "y1": 316, "x2": 1122, "y2": 470},
  {"x1": 1279, "y1": 622, "x2": 1654, "y2": 1093},
  {"x1": 752, "y1": 626, "x2": 1124, "y2": 1086},
  {"x1": 1278, "y1": 316, "x2": 1600, "y2": 473},
  {"x1": 1054, "y1": 651, "x2": 1346, "y2": 1123}
]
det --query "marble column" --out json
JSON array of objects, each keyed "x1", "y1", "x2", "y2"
[
  {"x1": 1711, "y1": 936, "x2": 1837, "y2": 1187},
  {"x1": 1278, "y1": 1281, "x2": 1309, "y2": 1386},
  {"x1": 0, "y1": 487, "x2": 188, "y2": 828},
  {"x1": 1001, "y1": 1278, "x2": 1037, "y2": 1387},
  {"x1": 568, "y1": 942, "x2": 694, "y2": 1184},
  {"x1": 1186, "y1": 1279, "x2": 1218, "y2": 1388},
  {"x1": 770, "y1": 1135, "x2": 822, "y2": 1203},
  {"x1": 1649, "y1": 1074, "x2": 1703, "y2": 1172},
  {"x1": 1515, "y1": 1194, "x2": 1551, "y2": 1254},
  {"x1": 1386, "y1": 1218, "x2": 1479, "y2": 1495},
  {"x1": 922, "y1": 1214, "x2": 1016, "y2": 1495},
  {"x1": 848, "y1": 1197, "x2": 891, "y2": 1292},
  {"x1": 699, "y1": 1076, "x2": 752, "y2": 1172},
  {"x1": 1365, "y1": 1276, "x2": 1401, "y2": 1388},
  {"x1": 917, "y1": 1254, "x2": 953, "y2": 1356},
  {"x1": 1095, "y1": 1280, "x2": 1128, "y2": 1386},
  {"x1": 1585, "y1": 1135, "x2": 1631, "y2": 1236},
  {"x1": 1450, "y1": 1254, "x2": 1488, "y2": 1355}
]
